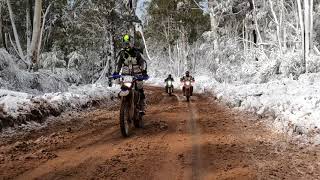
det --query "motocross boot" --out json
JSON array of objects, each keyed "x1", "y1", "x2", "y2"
[{"x1": 139, "y1": 89, "x2": 146, "y2": 115}]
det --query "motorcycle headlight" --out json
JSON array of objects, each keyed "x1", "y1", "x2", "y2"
[
  {"x1": 168, "y1": 81, "x2": 172, "y2": 86},
  {"x1": 124, "y1": 82, "x2": 132, "y2": 87},
  {"x1": 186, "y1": 81, "x2": 191, "y2": 86}
]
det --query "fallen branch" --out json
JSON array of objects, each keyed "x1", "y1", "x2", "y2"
[{"x1": 313, "y1": 46, "x2": 320, "y2": 56}]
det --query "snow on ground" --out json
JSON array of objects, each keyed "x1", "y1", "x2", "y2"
[
  {"x1": 194, "y1": 72, "x2": 320, "y2": 143},
  {"x1": 0, "y1": 84, "x2": 118, "y2": 131},
  {"x1": 148, "y1": 72, "x2": 320, "y2": 143},
  {"x1": 4, "y1": 68, "x2": 320, "y2": 144}
]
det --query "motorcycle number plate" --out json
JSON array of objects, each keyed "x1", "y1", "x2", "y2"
[{"x1": 123, "y1": 76, "x2": 133, "y2": 82}]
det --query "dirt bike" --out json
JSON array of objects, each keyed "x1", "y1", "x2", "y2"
[
  {"x1": 166, "y1": 80, "x2": 174, "y2": 95},
  {"x1": 111, "y1": 74, "x2": 149, "y2": 137},
  {"x1": 182, "y1": 80, "x2": 194, "y2": 102}
]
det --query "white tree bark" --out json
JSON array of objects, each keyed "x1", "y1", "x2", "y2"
[
  {"x1": 30, "y1": 0, "x2": 42, "y2": 65},
  {"x1": 96, "y1": 33, "x2": 109, "y2": 83},
  {"x1": 296, "y1": 0, "x2": 305, "y2": 72},
  {"x1": 0, "y1": 2, "x2": 3, "y2": 48},
  {"x1": 280, "y1": 0, "x2": 287, "y2": 50},
  {"x1": 309, "y1": 0, "x2": 314, "y2": 50},
  {"x1": 136, "y1": 24, "x2": 152, "y2": 61},
  {"x1": 252, "y1": 0, "x2": 263, "y2": 44},
  {"x1": 314, "y1": 45, "x2": 320, "y2": 56},
  {"x1": 8, "y1": 34, "x2": 19, "y2": 56},
  {"x1": 208, "y1": 0, "x2": 219, "y2": 49},
  {"x1": 243, "y1": 20, "x2": 246, "y2": 52},
  {"x1": 245, "y1": 21, "x2": 249, "y2": 52},
  {"x1": 269, "y1": 0, "x2": 283, "y2": 54},
  {"x1": 304, "y1": 0, "x2": 310, "y2": 72},
  {"x1": 167, "y1": 17, "x2": 174, "y2": 64},
  {"x1": 26, "y1": 2, "x2": 32, "y2": 60},
  {"x1": 37, "y1": 4, "x2": 51, "y2": 62},
  {"x1": 6, "y1": 0, "x2": 25, "y2": 61}
]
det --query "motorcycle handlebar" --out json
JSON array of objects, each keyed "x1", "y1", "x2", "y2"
[
  {"x1": 110, "y1": 74, "x2": 149, "y2": 81},
  {"x1": 111, "y1": 74, "x2": 122, "y2": 79}
]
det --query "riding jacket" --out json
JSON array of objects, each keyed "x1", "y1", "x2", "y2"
[{"x1": 116, "y1": 47, "x2": 145, "y2": 75}]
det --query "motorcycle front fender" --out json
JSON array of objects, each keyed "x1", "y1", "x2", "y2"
[{"x1": 119, "y1": 90, "x2": 130, "y2": 97}]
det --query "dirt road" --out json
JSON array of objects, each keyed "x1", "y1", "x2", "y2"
[{"x1": 0, "y1": 86, "x2": 320, "y2": 180}]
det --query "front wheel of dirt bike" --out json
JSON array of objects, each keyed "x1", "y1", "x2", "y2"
[
  {"x1": 186, "y1": 89, "x2": 190, "y2": 102},
  {"x1": 120, "y1": 99, "x2": 131, "y2": 137}
]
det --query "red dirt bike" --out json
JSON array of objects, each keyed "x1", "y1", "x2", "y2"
[
  {"x1": 181, "y1": 79, "x2": 194, "y2": 102},
  {"x1": 111, "y1": 74, "x2": 149, "y2": 137}
]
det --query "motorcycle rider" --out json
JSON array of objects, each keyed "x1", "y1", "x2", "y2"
[
  {"x1": 114, "y1": 34, "x2": 147, "y2": 114},
  {"x1": 164, "y1": 74, "x2": 174, "y2": 93},
  {"x1": 180, "y1": 71, "x2": 195, "y2": 96}
]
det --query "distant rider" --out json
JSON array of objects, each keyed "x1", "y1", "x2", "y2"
[
  {"x1": 180, "y1": 71, "x2": 195, "y2": 95},
  {"x1": 164, "y1": 74, "x2": 174, "y2": 92},
  {"x1": 114, "y1": 34, "x2": 147, "y2": 114}
]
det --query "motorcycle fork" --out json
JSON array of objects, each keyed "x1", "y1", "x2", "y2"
[
  {"x1": 130, "y1": 90, "x2": 135, "y2": 120},
  {"x1": 184, "y1": 87, "x2": 190, "y2": 95}
]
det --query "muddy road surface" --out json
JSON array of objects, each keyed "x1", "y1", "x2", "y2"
[{"x1": 0, "y1": 86, "x2": 320, "y2": 180}]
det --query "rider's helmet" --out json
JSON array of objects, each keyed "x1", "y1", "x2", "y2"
[
  {"x1": 122, "y1": 34, "x2": 131, "y2": 49},
  {"x1": 185, "y1": 71, "x2": 190, "y2": 77},
  {"x1": 168, "y1": 74, "x2": 172, "y2": 78}
]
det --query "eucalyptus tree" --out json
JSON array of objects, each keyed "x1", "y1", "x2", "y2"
[{"x1": 145, "y1": 0, "x2": 210, "y2": 75}]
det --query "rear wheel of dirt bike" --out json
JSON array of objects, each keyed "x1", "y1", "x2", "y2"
[
  {"x1": 134, "y1": 108, "x2": 143, "y2": 128},
  {"x1": 134, "y1": 113, "x2": 144, "y2": 128},
  {"x1": 120, "y1": 99, "x2": 131, "y2": 137}
]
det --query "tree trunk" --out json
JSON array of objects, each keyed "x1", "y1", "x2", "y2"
[
  {"x1": 269, "y1": 0, "x2": 283, "y2": 54},
  {"x1": 309, "y1": 0, "x2": 314, "y2": 51},
  {"x1": 249, "y1": 0, "x2": 257, "y2": 44},
  {"x1": 29, "y1": 0, "x2": 34, "y2": 30},
  {"x1": 0, "y1": 3, "x2": 4, "y2": 49},
  {"x1": 26, "y1": 0, "x2": 32, "y2": 58},
  {"x1": 244, "y1": 21, "x2": 248, "y2": 52},
  {"x1": 280, "y1": 0, "x2": 286, "y2": 51},
  {"x1": 208, "y1": 0, "x2": 218, "y2": 50},
  {"x1": 6, "y1": 0, "x2": 25, "y2": 61},
  {"x1": 37, "y1": 4, "x2": 51, "y2": 63},
  {"x1": 297, "y1": 0, "x2": 305, "y2": 72},
  {"x1": 4, "y1": 33, "x2": 8, "y2": 50},
  {"x1": 30, "y1": 0, "x2": 42, "y2": 65},
  {"x1": 304, "y1": 0, "x2": 310, "y2": 72},
  {"x1": 243, "y1": 20, "x2": 246, "y2": 52}
]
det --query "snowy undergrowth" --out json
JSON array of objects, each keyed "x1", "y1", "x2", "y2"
[
  {"x1": 0, "y1": 49, "x2": 70, "y2": 94},
  {"x1": 0, "y1": 84, "x2": 118, "y2": 131},
  {"x1": 147, "y1": 76, "x2": 180, "y2": 88},
  {"x1": 195, "y1": 72, "x2": 320, "y2": 144}
]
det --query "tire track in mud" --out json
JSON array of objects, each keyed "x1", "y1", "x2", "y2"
[
  {"x1": 175, "y1": 93, "x2": 202, "y2": 180},
  {"x1": 188, "y1": 101, "x2": 202, "y2": 180},
  {"x1": 1, "y1": 86, "x2": 320, "y2": 179}
]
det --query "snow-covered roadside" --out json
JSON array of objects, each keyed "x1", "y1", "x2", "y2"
[
  {"x1": 194, "y1": 73, "x2": 320, "y2": 143},
  {"x1": 0, "y1": 84, "x2": 118, "y2": 131},
  {"x1": 146, "y1": 77, "x2": 165, "y2": 87},
  {"x1": 146, "y1": 77, "x2": 181, "y2": 88}
]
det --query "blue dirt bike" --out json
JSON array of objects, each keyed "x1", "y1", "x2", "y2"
[{"x1": 111, "y1": 74, "x2": 149, "y2": 137}]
